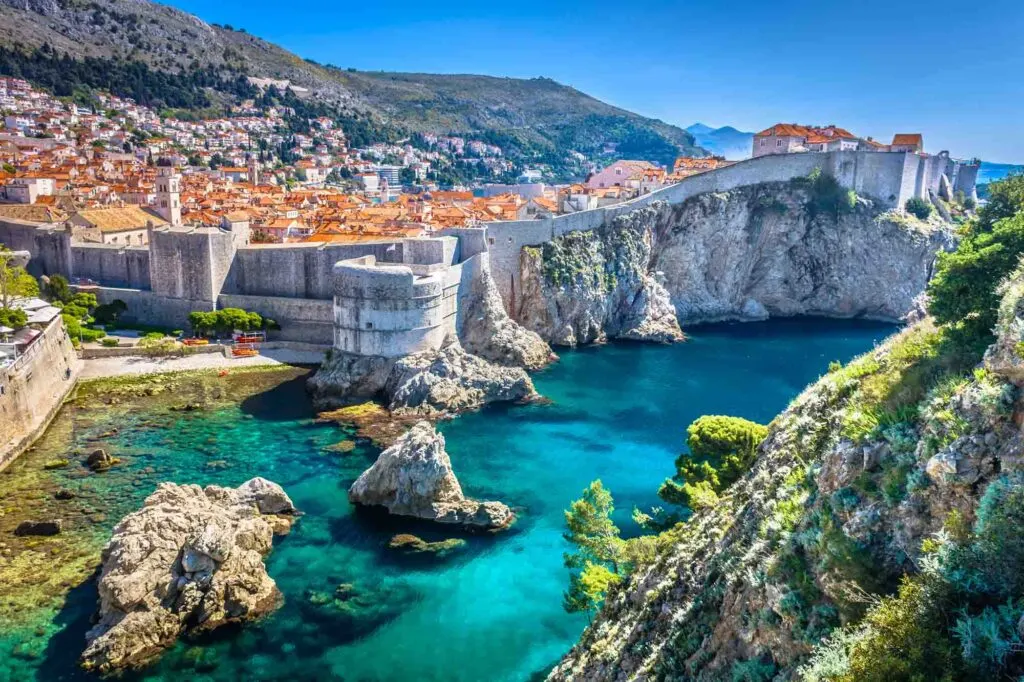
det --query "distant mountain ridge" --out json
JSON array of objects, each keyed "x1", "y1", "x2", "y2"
[
  {"x1": 685, "y1": 123, "x2": 754, "y2": 159},
  {"x1": 0, "y1": 0, "x2": 704, "y2": 173}
]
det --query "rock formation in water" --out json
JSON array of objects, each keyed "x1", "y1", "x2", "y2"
[
  {"x1": 458, "y1": 261, "x2": 556, "y2": 369},
  {"x1": 349, "y1": 421, "x2": 514, "y2": 530},
  {"x1": 309, "y1": 342, "x2": 537, "y2": 417},
  {"x1": 80, "y1": 478, "x2": 298, "y2": 675},
  {"x1": 384, "y1": 343, "x2": 536, "y2": 418},
  {"x1": 548, "y1": 268, "x2": 1024, "y2": 680},
  {"x1": 518, "y1": 181, "x2": 954, "y2": 346}
]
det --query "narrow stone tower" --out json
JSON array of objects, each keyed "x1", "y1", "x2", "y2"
[
  {"x1": 247, "y1": 155, "x2": 260, "y2": 186},
  {"x1": 155, "y1": 162, "x2": 182, "y2": 227}
]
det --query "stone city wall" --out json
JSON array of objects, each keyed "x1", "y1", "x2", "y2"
[
  {"x1": 0, "y1": 316, "x2": 80, "y2": 471},
  {"x1": 217, "y1": 293, "x2": 334, "y2": 344}
]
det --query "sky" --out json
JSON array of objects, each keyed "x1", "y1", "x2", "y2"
[{"x1": 167, "y1": 0, "x2": 1024, "y2": 163}]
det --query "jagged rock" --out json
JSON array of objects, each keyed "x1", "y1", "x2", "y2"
[
  {"x1": 307, "y1": 352, "x2": 395, "y2": 410},
  {"x1": 384, "y1": 343, "x2": 537, "y2": 418},
  {"x1": 985, "y1": 262, "x2": 1024, "y2": 384},
  {"x1": 86, "y1": 448, "x2": 119, "y2": 472},
  {"x1": 458, "y1": 257, "x2": 556, "y2": 369},
  {"x1": 349, "y1": 422, "x2": 514, "y2": 530},
  {"x1": 14, "y1": 520, "x2": 62, "y2": 536},
  {"x1": 308, "y1": 342, "x2": 536, "y2": 418},
  {"x1": 80, "y1": 478, "x2": 297, "y2": 675},
  {"x1": 518, "y1": 212, "x2": 684, "y2": 346}
]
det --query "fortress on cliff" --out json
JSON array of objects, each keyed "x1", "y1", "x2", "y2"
[{"x1": 0, "y1": 150, "x2": 978, "y2": 359}]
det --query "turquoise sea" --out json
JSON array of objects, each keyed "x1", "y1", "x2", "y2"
[{"x1": 0, "y1": 318, "x2": 897, "y2": 682}]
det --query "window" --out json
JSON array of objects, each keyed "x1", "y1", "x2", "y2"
[
  {"x1": 365, "y1": 322, "x2": 373, "y2": 330},
  {"x1": 777, "y1": 139, "x2": 783, "y2": 147}
]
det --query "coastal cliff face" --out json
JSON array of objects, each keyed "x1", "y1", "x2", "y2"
[
  {"x1": 548, "y1": 272, "x2": 1024, "y2": 680},
  {"x1": 517, "y1": 182, "x2": 954, "y2": 346}
]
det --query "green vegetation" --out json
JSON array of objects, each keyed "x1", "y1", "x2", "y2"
[
  {"x1": 187, "y1": 308, "x2": 278, "y2": 337},
  {"x1": 904, "y1": 197, "x2": 933, "y2": 220},
  {"x1": 802, "y1": 478, "x2": 1024, "y2": 680},
  {"x1": 928, "y1": 175, "x2": 1024, "y2": 344},
  {"x1": 795, "y1": 169, "x2": 857, "y2": 219},
  {"x1": 563, "y1": 480, "x2": 623, "y2": 616},
  {"x1": 654, "y1": 415, "x2": 768, "y2": 518},
  {"x1": 0, "y1": 245, "x2": 39, "y2": 329}
]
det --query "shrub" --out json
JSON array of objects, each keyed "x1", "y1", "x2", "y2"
[
  {"x1": 928, "y1": 212, "x2": 1024, "y2": 344},
  {"x1": 905, "y1": 197, "x2": 933, "y2": 220},
  {"x1": 799, "y1": 168, "x2": 858, "y2": 218},
  {"x1": 0, "y1": 307, "x2": 27, "y2": 330},
  {"x1": 100, "y1": 337, "x2": 120, "y2": 347},
  {"x1": 657, "y1": 415, "x2": 768, "y2": 511},
  {"x1": 93, "y1": 299, "x2": 127, "y2": 325}
]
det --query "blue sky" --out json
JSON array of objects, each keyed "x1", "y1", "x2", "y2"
[{"x1": 168, "y1": 0, "x2": 1024, "y2": 162}]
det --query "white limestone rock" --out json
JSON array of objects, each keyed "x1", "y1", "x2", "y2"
[
  {"x1": 348, "y1": 421, "x2": 513, "y2": 529},
  {"x1": 517, "y1": 214, "x2": 684, "y2": 346},
  {"x1": 80, "y1": 478, "x2": 297, "y2": 675},
  {"x1": 384, "y1": 343, "x2": 537, "y2": 418},
  {"x1": 517, "y1": 183, "x2": 954, "y2": 346},
  {"x1": 458, "y1": 259, "x2": 556, "y2": 370}
]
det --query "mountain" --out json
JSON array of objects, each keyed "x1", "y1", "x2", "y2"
[
  {"x1": 0, "y1": 0, "x2": 704, "y2": 174},
  {"x1": 685, "y1": 122, "x2": 755, "y2": 159}
]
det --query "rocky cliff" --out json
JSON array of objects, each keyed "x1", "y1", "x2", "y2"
[
  {"x1": 518, "y1": 182, "x2": 954, "y2": 346},
  {"x1": 549, "y1": 269, "x2": 1024, "y2": 679}
]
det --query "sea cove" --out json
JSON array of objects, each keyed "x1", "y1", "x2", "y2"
[{"x1": 0, "y1": 318, "x2": 894, "y2": 681}]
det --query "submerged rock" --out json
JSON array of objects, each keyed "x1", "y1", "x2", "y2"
[
  {"x1": 80, "y1": 477, "x2": 298, "y2": 675},
  {"x1": 14, "y1": 520, "x2": 62, "y2": 537},
  {"x1": 387, "y1": 533, "x2": 467, "y2": 556},
  {"x1": 349, "y1": 422, "x2": 514, "y2": 530},
  {"x1": 86, "y1": 449, "x2": 120, "y2": 472}
]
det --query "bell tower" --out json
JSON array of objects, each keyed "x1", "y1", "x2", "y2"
[{"x1": 155, "y1": 162, "x2": 182, "y2": 227}]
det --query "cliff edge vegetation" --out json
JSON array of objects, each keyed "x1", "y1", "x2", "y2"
[{"x1": 549, "y1": 174, "x2": 1024, "y2": 681}]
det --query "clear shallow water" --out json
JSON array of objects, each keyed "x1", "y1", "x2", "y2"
[{"x1": 0, "y1": 318, "x2": 896, "y2": 682}]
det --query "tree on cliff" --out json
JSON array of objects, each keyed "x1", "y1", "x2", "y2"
[
  {"x1": 637, "y1": 415, "x2": 768, "y2": 530},
  {"x1": 0, "y1": 245, "x2": 39, "y2": 311},
  {"x1": 928, "y1": 175, "x2": 1024, "y2": 345},
  {"x1": 563, "y1": 480, "x2": 623, "y2": 616}
]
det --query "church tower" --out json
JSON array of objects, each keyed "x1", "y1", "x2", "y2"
[
  {"x1": 155, "y1": 162, "x2": 182, "y2": 227},
  {"x1": 247, "y1": 155, "x2": 260, "y2": 186}
]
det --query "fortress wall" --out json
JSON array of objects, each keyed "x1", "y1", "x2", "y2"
[
  {"x1": 217, "y1": 293, "x2": 334, "y2": 344},
  {"x1": 71, "y1": 243, "x2": 151, "y2": 289},
  {"x1": 225, "y1": 241, "x2": 403, "y2": 300},
  {"x1": 149, "y1": 228, "x2": 218, "y2": 301},
  {"x1": 438, "y1": 227, "x2": 488, "y2": 262},
  {"x1": 331, "y1": 256, "x2": 457, "y2": 357},
  {"x1": 0, "y1": 316, "x2": 80, "y2": 471},
  {"x1": 0, "y1": 218, "x2": 73, "y2": 277},
  {"x1": 92, "y1": 286, "x2": 214, "y2": 329}
]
